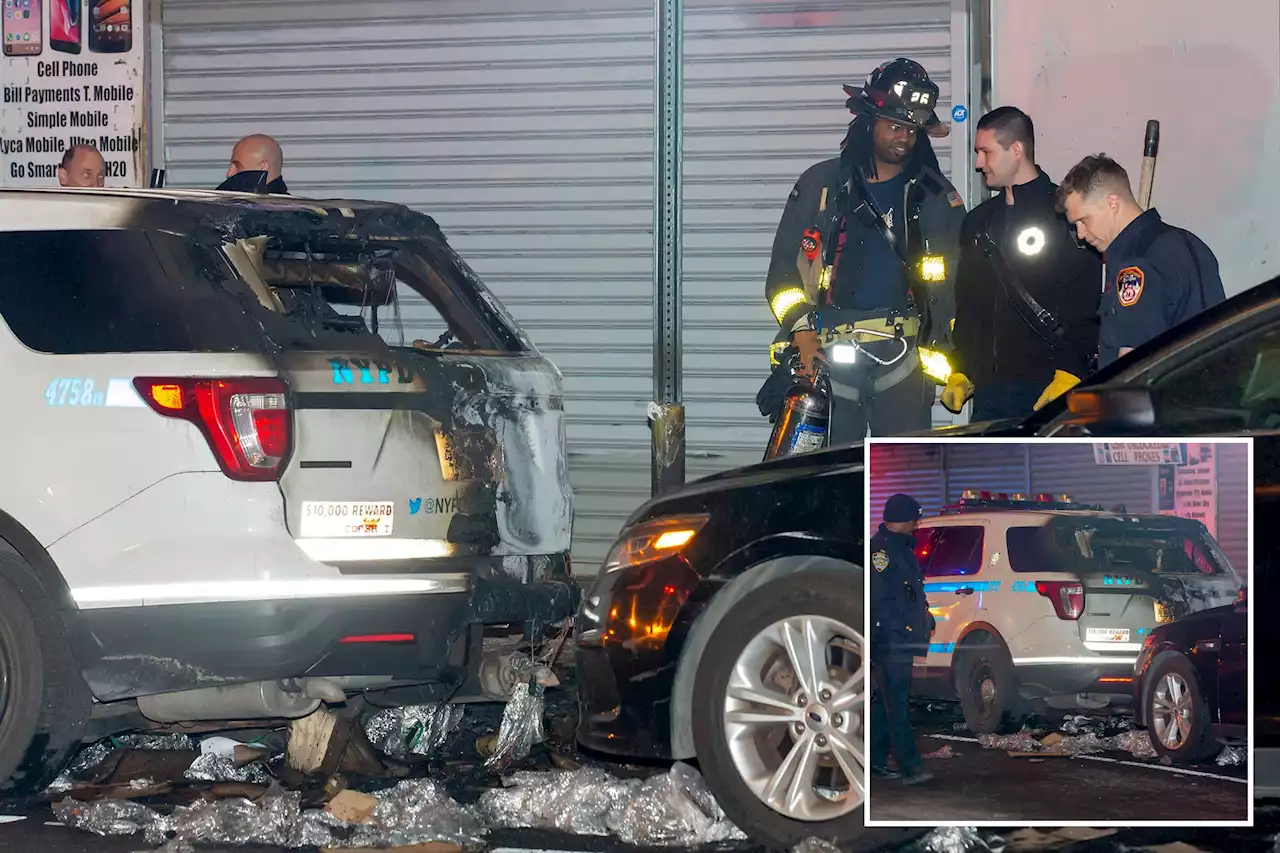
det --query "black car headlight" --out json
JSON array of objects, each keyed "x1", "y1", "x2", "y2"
[
  {"x1": 578, "y1": 514, "x2": 709, "y2": 646},
  {"x1": 601, "y1": 514, "x2": 709, "y2": 574}
]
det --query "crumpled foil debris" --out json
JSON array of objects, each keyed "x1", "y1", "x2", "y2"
[
  {"x1": 56, "y1": 779, "x2": 486, "y2": 850},
  {"x1": 183, "y1": 752, "x2": 273, "y2": 785},
  {"x1": 54, "y1": 798, "x2": 161, "y2": 837},
  {"x1": 478, "y1": 761, "x2": 745, "y2": 846},
  {"x1": 919, "y1": 825, "x2": 1000, "y2": 852},
  {"x1": 117, "y1": 734, "x2": 197, "y2": 752},
  {"x1": 484, "y1": 681, "x2": 546, "y2": 770},
  {"x1": 365, "y1": 703, "x2": 465, "y2": 759},
  {"x1": 45, "y1": 771, "x2": 77, "y2": 795},
  {"x1": 793, "y1": 838, "x2": 842, "y2": 853},
  {"x1": 1217, "y1": 745, "x2": 1247, "y2": 766},
  {"x1": 976, "y1": 729, "x2": 1155, "y2": 758},
  {"x1": 67, "y1": 740, "x2": 116, "y2": 777}
]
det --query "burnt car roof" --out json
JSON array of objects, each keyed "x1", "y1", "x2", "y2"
[{"x1": 0, "y1": 187, "x2": 446, "y2": 248}]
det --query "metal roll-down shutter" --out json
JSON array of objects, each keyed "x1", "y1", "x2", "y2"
[{"x1": 160, "y1": 0, "x2": 657, "y2": 573}]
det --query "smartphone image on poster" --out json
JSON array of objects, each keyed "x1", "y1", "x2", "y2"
[
  {"x1": 87, "y1": 0, "x2": 130, "y2": 54},
  {"x1": 3, "y1": 0, "x2": 45, "y2": 57},
  {"x1": 51, "y1": 0, "x2": 80, "y2": 54}
]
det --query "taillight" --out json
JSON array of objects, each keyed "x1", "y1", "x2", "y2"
[
  {"x1": 1035, "y1": 580, "x2": 1085, "y2": 620},
  {"x1": 134, "y1": 377, "x2": 291, "y2": 482}
]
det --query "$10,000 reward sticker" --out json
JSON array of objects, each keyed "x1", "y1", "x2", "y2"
[{"x1": 301, "y1": 501, "x2": 394, "y2": 537}]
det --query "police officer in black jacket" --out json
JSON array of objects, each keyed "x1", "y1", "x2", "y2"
[
  {"x1": 762, "y1": 58, "x2": 966, "y2": 441},
  {"x1": 869, "y1": 493, "x2": 935, "y2": 785},
  {"x1": 1057, "y1": 153, "x2": 1225, "y2": 369},
  {"x1": 941, "y1": 107, "x2": 1102, "y2": 421}
]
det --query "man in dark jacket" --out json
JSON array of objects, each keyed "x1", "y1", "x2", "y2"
[
  {"x1": 942, "y1": 107, "x2": 1102, "y2": 421},
  {"x1": 869, "y1": 493, "x2": 935, "y2": 785},
  {"x1": 218, "y1": 134, "x2": 290, "y2": 194},
  {"x1": 762, "y1": 58, "x2": 966, "y2": 441}
]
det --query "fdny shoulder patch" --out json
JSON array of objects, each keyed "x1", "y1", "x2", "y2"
[
  {"x1": 872, "y1": 550, "x2": 890, "y2": 572},
  {"x1": 946, "y1": 190, "x2": 964, "y2": 208},
  {"x1": 1117, "y1": 266, "x2": 1144, "y2": 307}
]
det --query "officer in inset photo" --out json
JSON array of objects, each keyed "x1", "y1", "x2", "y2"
[
  {"x1": 869, "y1": 493, "x2": 935, "y2": 786},
  {"x1": 942, "y1": 107, "x2": 1103, "y2": 421},
  {"x1": 760, "y1": 58, "x2": 966, "y2": 442},
  {"x1": 1057, "y1": 153, "x2": 1225, "y2": 370}
]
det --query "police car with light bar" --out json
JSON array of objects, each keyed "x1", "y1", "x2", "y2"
[{"x1": 909, "y1": 490, "x2": 1242, "y2": 733}]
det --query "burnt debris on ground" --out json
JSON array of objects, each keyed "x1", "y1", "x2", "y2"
[
  {"x1": 34, "y1": 650, "x2": 750, "y2": 851},
  {"x1": 913, "y1": 700, "x2": 1245, "y2": 767}
]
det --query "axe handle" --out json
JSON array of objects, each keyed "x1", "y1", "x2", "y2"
[{"x1": 1137, "y1": 119, "x2": 1159, "y2": 209}]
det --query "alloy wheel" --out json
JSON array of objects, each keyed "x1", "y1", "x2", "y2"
[
  {"x1": 721, "y1": 614, "x2": 865, "y2": 822},
  {"x1": 1152, "y1": 671, "x2": 1194, "y2": 750}
]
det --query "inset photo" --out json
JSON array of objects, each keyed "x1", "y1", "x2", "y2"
[{"x1": 865, "y1": 439, "x2": 1251, "y2": 825}]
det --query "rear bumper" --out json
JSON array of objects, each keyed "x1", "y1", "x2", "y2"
[
  {"x1": 75, "y1": 575, "x2": 579, "y2": 702},
  {"x1": 1013, "y1": 659, "x2": 1138, "y2": 700}
]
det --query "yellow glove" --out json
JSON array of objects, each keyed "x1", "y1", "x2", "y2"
[
  {"x1": 940, "y1": 373, "x2": 974, "y2": 414},
  {"x1": 1034, "y1": 370, "x2": 1081, "y2": 411}
]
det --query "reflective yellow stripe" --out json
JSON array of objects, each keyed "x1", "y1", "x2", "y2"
[
  {"x1": 769, "y1": 340, "x2": 787, "y2": 368},
  {"x1": 920, "y1": 254, "x2": 946, "y2": 282},
  {"x1": 918, "y1": 347, "x2": 952, "y2": 382},
  {"x1": 770, "y1": 288, "x2": 808, "y2": 324}
]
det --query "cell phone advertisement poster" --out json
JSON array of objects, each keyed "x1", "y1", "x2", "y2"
[{"x1": 0, "y1": 0, "x2": 145, "y2": 188}]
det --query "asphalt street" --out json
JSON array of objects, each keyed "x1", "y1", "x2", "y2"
[{"x1": 868, "y1": 721, "x2": 1249, "y2": 824}]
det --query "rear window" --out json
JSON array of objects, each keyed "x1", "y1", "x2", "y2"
[
  {"x1": 1007, "y1": 523, "x2": 1229, "y2": 576},
  {"x1": 0, "y1": 229, "x2": 276, "y2": 354},
  {"x1": 256, "y1": 239, "x2": 529, "y2": 355},
  {"x1": 914, "y1": 526, "x2": 984, "y2": 578}
]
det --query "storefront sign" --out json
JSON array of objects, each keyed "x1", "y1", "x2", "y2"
[
  {"x1": 1092, "y1": 443, "x2": 1187, "y2": 466},
  {"x1": 0, "y1": 0, "x2": 145, "y2": 188},
  {"x1": 1162, "y1": 443, "x2": 1218, "y2": 538}
]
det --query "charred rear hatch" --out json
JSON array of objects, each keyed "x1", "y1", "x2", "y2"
[
  {"x1": 1020, "y1": 516, "x2": 1242, "y2": 656},
  {"x1": 209, "y1": 201, "x2": 572, "y2": 569}
]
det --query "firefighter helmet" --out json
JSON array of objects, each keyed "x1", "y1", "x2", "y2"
[{"x1": 844, "y1": 58, "x2": 942, "y2": 130}]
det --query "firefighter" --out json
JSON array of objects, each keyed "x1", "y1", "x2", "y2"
[
  {"x1": 941, "y1": 107, "x2": 1102, "y2": 420},
  {"x1": 1057, "y1": 153, "x2": 1225, "y2": 371},
  {"x1": 762, "y1": 58, "x2": 965, "y2": 441}
]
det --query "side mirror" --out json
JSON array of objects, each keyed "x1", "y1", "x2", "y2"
[
  {"x1": 1235, "y1": 587, "x2": 1248, "y2": 610},
  {"x1": 1061, "y1": 385, "x2": 1157, "y2": 431}
]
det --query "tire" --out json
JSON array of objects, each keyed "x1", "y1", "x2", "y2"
[
  {"x1": 1143, "y1": 651, "x2": 1216, "y2": 764},
  {"x1": 0, "y1": 549, "x2": 90, "y2": 794},
  {"x1": 953, "y1": 633, "x2": 1026, "y2": 735},
  {"x1": 689, "y1": 566, "x2": 926, "y2": 852}
]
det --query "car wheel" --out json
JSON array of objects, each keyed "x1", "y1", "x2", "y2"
[
  {"x1": 954, "y1": 633, "x2": 1026, "y2": 735},
  {"x1": 690, "y1": 567, "x2": 926, "y2": 851},
  {"x1": 1144, "y1": 651, "x2": 1216, "y2": 764},
  {"x1": 0, "y1": 550, "x2": 90, "y2": 793}
]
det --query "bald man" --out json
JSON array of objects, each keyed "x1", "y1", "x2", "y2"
[
  {"x1": 58, "y1": 145, "x2": 106, "y2": 188},
  {"x1": 217, "y1": 134, "x2": 289, "y2": 194}
]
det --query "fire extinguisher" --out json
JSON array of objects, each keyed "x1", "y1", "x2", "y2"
[{"x1": 762, "y1": 354, "x2": 831, "y2": 462}]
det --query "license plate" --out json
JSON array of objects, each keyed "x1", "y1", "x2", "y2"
[
  {"x1": 1154, "y1": 601, "x2": 1173, "y2": 623},
  {"x1": 1086, "y1": 627, "x2": 1130, "y2": 643},
  {"x1": 300, "y1": 501, "x2": 394, "y2": 537}
]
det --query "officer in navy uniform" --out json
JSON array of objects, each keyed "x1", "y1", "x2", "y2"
[
  {"x1": 761, "y1": 58, "x2": 966, "y2": 442},
  {"x1": 869, "y1": 493, "x2": 935, "y2": 786},
  {"x1": 1057, "y1": 153, "x2": 1225, "y2": 371}
]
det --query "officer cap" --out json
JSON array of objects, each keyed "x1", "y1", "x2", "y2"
[
  {"x1": 844, "y1": 58, "x2": 943, "y2": 132},
  {"x1": 884, "y1": 493, "x2": 924, "y2": 523}
]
